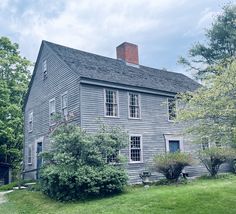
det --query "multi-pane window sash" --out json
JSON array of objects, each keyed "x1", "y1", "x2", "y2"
[
  {"x1": 107, "y1": 150, "x2": 119, "y2": 164},
  {"x1": 129, "y1": 93, "x2": 140, "y2": 118},
  {"x1": 168, "y1": 98, "x2": 177, "y2": 121},
  {"x1": 202, "y1": 142, "x2": 209, "y2": 150},
  {"x1": 130, "y1": 136, "x2": 142, "y2": 162},
  {"x1": 28, "y1": 112, "x2": 33, "y2": 132},
  {"x1": 49, "y1": 98, "x2": 56, "y2": 125},
  {"x1": 61, "y1": 93, "x2": 68, "y2": 117},
  {"x1": 28, "y1": 146, "x2": 32, "y2": 164},
  {"x1": 105, "y1": 89, "x2": 118, "y2": 117},
  {"x1": 43, "y1": 60, "x2": 47, "y2": 80},
  {"x1": 201, "y1": 137, "x2": 210, "y2": 150}
]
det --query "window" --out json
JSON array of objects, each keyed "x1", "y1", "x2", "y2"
[
  {"x1": 165, "y1": 135, "x2": 183, "y2": 152},
  {"x1": 168, "y1": 98, "x2": 177, "y2": 121},
  {"x1": 105, "y1": 89, "x2": 118, "y2": 117},
  {"x1": 61, "y1": 92, "x2": 68, "y2": 117},
  {"x1": 28, "y1": 145, "x2": 32, "y2": 165},
  {"x1": 28, "y1": 112, "x2": 33, "y2": 132},
  {"x1": 201, "y1": 137, "x2": 210, "y2": 150},
  {"x1": 107, "y1": 150, "x2": 119, "y2": 164},
  {"x1": 169, "y1": 140, "x2": 180, "y2": 153},
  {"x1": 129, "y1": 93, "x2": 140, "y2": 118},
  {"x1": 49, "y1": 98, "x2": 56, "y2": 125},
  {"x1": 202, "y1": 142, "x2": 210, "y2": 150},
  {"x1": 130, "y1": 135, "x2": 142, "y2": 163},
  {"x1": 43, "y1": 60, "x2": 47, "y2": 79}
]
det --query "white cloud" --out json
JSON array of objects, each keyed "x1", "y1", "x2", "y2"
[{"x1": 0, "y1": 0, "x2": 230, "y2": 71}]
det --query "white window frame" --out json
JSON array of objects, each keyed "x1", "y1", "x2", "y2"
[
  {"x1": 167, "y1": 97, "x2": 177, "y2": 122},
  {"x1": 28, "y1": 111, "x2": 33, "y2": 133},
  {"x1": 164, "y1": 135, "x2": 184, "y2": 152},
  {"x1": 49, "y1": 98, "x2": 56, "y2": 126},
  {"x1": 43, "y1": 59, "x2": 47, "y2": 80},
  {"x1": 28, "y1": 145, "x2": 32, "y2": 165},
  {"x1": 128, "y1": 92, "x2": 141, "y2": 119},
  {"x1": 129, "y1": 134, "x2": 143, "y2": 163},
  {"x1": 201, "y1": 137, "x2": 211, "y2": 150},
  {"x1": 61, "y1": 91, "x2": 68, "y2": 117},
  {"x1": 104, "y1": 89, "x2": 119, "y2": 118}
]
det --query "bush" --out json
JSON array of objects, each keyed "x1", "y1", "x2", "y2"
[
  {"x1": 153, "y1": 152, "x2": 192, "y2": 182},
  {"x1": 0, "y1": 179, "x2": 35, "y2": 191},
  {"x1": 40, "y1": 165, "x2": 127, "y2": 201},
  {"x1": 199, "y1": 147, "x2": 236, "y2": 177},
  {"x1": 40, "y1": 124, "x2": 128, "y2": 201}
]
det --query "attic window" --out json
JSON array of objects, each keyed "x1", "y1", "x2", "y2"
[
  {"x1": 28, "y1": 111, "x2": 33, "y2": 132},
  {"x1": 43, "y1": 60, "x2": 47, "y2": 80}
]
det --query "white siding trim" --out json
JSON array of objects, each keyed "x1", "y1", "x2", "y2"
[
  {"x1": 129, "y1": 134, "x2": 143, "y2": 163},
  {"x1": 164, "y1": 134, "x2": 184, "y2": 152}
]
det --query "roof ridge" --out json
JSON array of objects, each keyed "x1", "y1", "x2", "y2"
[{"x1": 43, "y1": 40, "x2": 185, "y2": 76}]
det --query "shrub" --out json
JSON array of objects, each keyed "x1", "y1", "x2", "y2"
[
  {"x1": 0, "y1": 179, "x2": 35, "y2": 191},
  {"x1": 40, "y1": 124, "x2": 128, "y2": 201},
  {"x1": 199, "y1": 147, "x2": 236, "y2": 177},
  {"x1": 153, "y1": 152, "x2": 192, "y2": 182}
]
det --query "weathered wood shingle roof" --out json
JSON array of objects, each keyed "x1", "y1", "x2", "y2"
[{"x1": 45, "y1": 41, "x2": 200, "y2": 94}]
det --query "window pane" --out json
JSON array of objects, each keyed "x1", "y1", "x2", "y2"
[
  {"x1": 105, "y1": 90, "x2": 117, "y2": 116},
  {"x1": 130, "y1": 136, "x2": 141, "y2": 162},
  {"x1": 169, "y1": 140, "x2": 180, "y2": 153},
  {"x1": 129, "y1": 93, "x2": 140, "y2": 118}
]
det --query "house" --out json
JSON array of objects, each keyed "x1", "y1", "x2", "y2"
[
  {"x1": 23, "y1": 41, "x2": 214, "y2": 183},
  {"x1": 0, "y1": 163, "x2": 11, "y2": 185}
]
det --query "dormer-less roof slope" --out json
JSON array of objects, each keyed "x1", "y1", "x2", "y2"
[
  {"x1": 24, "y1": 41, "x2": 200, "y2": 109},
  {"x1": 44, "y1": 41, "x2": 200, "y2": 93}
]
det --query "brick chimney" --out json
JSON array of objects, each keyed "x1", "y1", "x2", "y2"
[{"x1": 116, "y1": 42, "x2": 139, "y2": 65}]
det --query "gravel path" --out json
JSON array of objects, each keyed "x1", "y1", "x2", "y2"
[{"x1": 0, "y1": 190, "x2": 13, "y2": 204}]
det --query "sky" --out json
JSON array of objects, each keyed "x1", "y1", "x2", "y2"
[{"x1": 0, "y1": 0, "x2": 234, "y2": 75}]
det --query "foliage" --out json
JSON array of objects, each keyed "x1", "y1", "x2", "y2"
[
  {"x1": 0, "y1": 37, "x2": 31, "y2": 170},
  {"x1": 179, "y1": 4, "x2": 236, "y2": 79},
  {"x1": 153, "y1": 152, "x2": 192, "y2": 181},
  {"x1": 40, "y1": 165, "x2": 127, "y2": 201},
  {"x1": 40, "y1": 123, "x2": 128, "y2": 201},
  {"x1": 198, "y1": 147, "x2": 236, "y2": 177},
  {"x1": 178, "y1": 61, "x2": 236, "y2": 146}
]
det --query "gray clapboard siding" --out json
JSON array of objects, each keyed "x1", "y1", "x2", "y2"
[
  {"x1": 80, "y1": 83, "x2": 204, "y2": 183},
  {"x1": 24, "y1": 43, "x2": 80, "y2": 179}
]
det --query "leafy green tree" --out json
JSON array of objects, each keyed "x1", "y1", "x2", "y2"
[
  {"x1": 40, "y1": 123, "x2": 128, "y2": 201},
  {"x1": 198, "y1": 147, "x2": 236, "y2": 177},
  {"x1": 0, "y1": 37, "x2": 31, "y2": 171},
  {"x1": 178, "y1": 61, "x2": 236, "y2": 146},
  {"x1": 179, "y1": 4, "x2": 236, "y2": 79}
]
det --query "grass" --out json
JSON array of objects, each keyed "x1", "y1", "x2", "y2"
[{"x1": 1, "y1": 175, "x2": 236, "y2": 214}]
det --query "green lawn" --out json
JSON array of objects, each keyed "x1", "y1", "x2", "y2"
[{"x1": 1, "y1": 175, "x2": 236, "y2": 214}]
